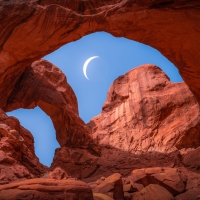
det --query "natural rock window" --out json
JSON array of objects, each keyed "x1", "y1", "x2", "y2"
[{"x1": 7, "y1": 107, "x2": 59, "y2": 167}]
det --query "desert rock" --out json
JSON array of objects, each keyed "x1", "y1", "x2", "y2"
[
  {"x1": 0, "y1": 1, "x2": 200, "y2": 109},
  {"x1": 4, "y1": 60, "x2": 99, "y2": 154},
  {"x1": 89, "y1": 64, "x2": 200, "y2": 154},
  {"x1": 93, "y1": 193, "x2": 114, "y2": 200},
  {"x1": 132, "y1": 184, "x2": 174, "y2": 200},
  {"x1": 182, "y1": 147, "x2": 200, "y2": 172},
  {"x1": 0, "y1": 109, "x2": 46, "y2": 184},
  {"x1": 93, "y1": 173, "x2": 124, "y2": 200},
  {"x1": 0, "y1": 178, "x2": 94, "y2": 200},
  {"x1": 175, "y1": 187, "x2": 200, "y2": 200},
  {"x1": 126, "y1": 167, "x2": 186, "y2": 196},
  {"x1": 51, "y1": 146, "x2": 99, "y2": 179}
]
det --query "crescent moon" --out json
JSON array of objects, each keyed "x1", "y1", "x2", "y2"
[{"x1": 83, "y1": 56, "x2": 99, "y2": 80}]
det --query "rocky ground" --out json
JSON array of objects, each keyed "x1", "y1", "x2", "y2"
[{"x1": 0, "y1": 166, "x2": 200, "y2": 199}]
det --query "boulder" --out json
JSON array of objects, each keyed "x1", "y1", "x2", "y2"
[
  {"x1": 0, "y1": 178, "x2": 94, "y2": 200},
  {"x1": 93, "y1": 193, "x2": 114, "y2": 200},
  {"x1": 132, "y1": 184, "x2": 175, "y2": 200},
  {"x1": 175, "y1": 187, "x2": 200, "y2": 200},
  {"x1": 87, "y1": 64, "x2": 200, "y2": 178},
  {"x1": 48, "y1": 167, "x2": 68, "y2": 180},
  {"x1": 93, "y1": 173, "x2": 124, "y2": 200},
  {"x1": 183, "y1": 147, "x2": 200, "y2": 172},
  {"x1": 127, "y1": 167, "x2": 186, "y2": 196},
  {"x1": 123, "y1": 184, "x2": 137, "y2": 193}
]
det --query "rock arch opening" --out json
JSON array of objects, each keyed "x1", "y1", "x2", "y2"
[
  {"x1": 3, "y1": 31, "x2": 185, "y2": 170},
  {"x1": 7, "y1": 107, "x2": 59, "y2": 167},
  {"x1": 44, "y1": 31, "x2": 183, "y2": 123}
]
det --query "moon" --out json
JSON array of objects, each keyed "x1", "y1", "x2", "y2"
[{"x1": 83, "y1": 56, "x2": 99, "y2": 80}]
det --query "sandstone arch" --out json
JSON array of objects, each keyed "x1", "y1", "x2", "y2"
[
  {"x1": 0, "y1": 0, "x2": 200, "y2": 110},
  {"x1": 4, "y1": 60, "x2": 99, "y2": 154}
]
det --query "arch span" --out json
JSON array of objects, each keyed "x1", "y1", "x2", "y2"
[
  {"x1": 4, "y1": 60, "x2": 99, "y2": 154},
  {"x1": 0, "y1": 0, "x2": 200, "y2": 109}
]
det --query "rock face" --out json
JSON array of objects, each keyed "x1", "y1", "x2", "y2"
[
  {"x1": 0, "y1": 1, "x2": 200, "y2": 196},
  {"x1": 51, "y1": 146, "x2": 99, "y2": 179},
  {"x1": 132, "y1": 184, "x2": 175, "y2": 200},
  {"x1": 51, "y1": 64, "x2": 200, "y2": 180},
  {"x1": 0, "y1": 178, "x2": 94, "y2": 200},
  {"x1": 126, "y1": 167, "x2": 186, "y2": 196},
  {"x1": 93, "y1": 173, "x2": 124, "y2": 200},
  {"x1": 182, "y1": 147, "x2": 200, "y2": 172},
  {"x1": 88, "y1": 64, "x2": 200, "y2": 153},
  {"x1": 175, "y1": 187, "x2": 200, "y2": 200},
  {"x1": 0, "y1": 0, "x2": 200, "y2": 110},
  {"x1": 0, "y1": 109, "x2": 46, "y2": 184},
  {"x1": 4, "y1": 60, "x2": 99, "y2": 154}
]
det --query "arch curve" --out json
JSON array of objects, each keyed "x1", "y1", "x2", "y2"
[
  {"x1": 0, "y1": 0, "x2": 200, "y2": 108},
  {"x1": 4, "y1": 60, "x2": 99, "y2": 154}
]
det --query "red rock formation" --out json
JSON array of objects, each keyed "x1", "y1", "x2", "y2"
[
  {"x1": 0, "y1": 109, "x2": 46, "y2": 184},
  {"x1": 0, "y1": 0, "x2": 200, "y2": 109},
  {"x1": 52, "y1": 64, "x2": 200, "y2": 181},
  {"x1": 132, "y1": 184, "x2": 175, "y2": 200},
  {"x1": 126, "y1": 167, "x2": 186, "y2": 196},
  {"x1": 4, "y1": 60, "x2": 99, "y2": 154},
  {"x1": 182, "y1": 147, "x2": 200, "y2": 172},
  {"x1": 0, "y1": 2, "x2": 200, "y2": 198},
  {"x1": 0, "y1": 178, "x2": 94, "y2": 200},
  {"x1": 51, "y1": 146, "x2": 99, "y2": 179},
  {"x1": 88, "y1": 64, "x2": 200, "y2": 153}
]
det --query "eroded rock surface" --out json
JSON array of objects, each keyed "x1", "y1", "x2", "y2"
[
  {"x1": 0, "y1": 178, "x2": 94, "y2": 200},
  {"x1": 0, "y1": 109, "x2": 46, "y2": 184},
  {"x1": 132, "y1": 184, "x2": 175, "y2": 200},
  {"x1": 126, "y1": 167, "x2": 186, "y2": 196},
  {"x1": 0, "y1": 0, "x2": 200, "y2": 109},
  {"x1": 51, "y1": 146, "x2": 99, "y2": 179},
  {"x1": 89, "y1": 64, "x2": 200, "y2": 153},
  {"x1": 50, "y1": 64, "x2": 200, "y2": 180},
  {"x1": 4, "y1": 60, "x2": 99, "y2": 154},
  {"x1": 182, "y1": 147, "x2": 200, "y2": 172}
]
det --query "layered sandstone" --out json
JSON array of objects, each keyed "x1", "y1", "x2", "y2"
[
  {"x1": 52, "y1": 64, "x2": 200, "y2": 181},
  {"x1": 88, "y1": 64, "x2": 200, "y2": 153},
  {"x1": 0, "y1": 1, "x2": 200, "y2": 198},
  {"x1": 0, "y1": 178, "x2": 94, "y2": 200},
  {"x1": 4, "y1": 60, "x2": 99, "y2": 154},
  {"x1": 0, "y1": 109, "x2": 46, "y2": 184}
]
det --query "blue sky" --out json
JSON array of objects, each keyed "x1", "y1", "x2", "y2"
[{"x1": 7, "y1": 32, "x2": 183, "y2": 166}]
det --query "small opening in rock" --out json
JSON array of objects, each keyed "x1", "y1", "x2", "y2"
[{"x1": 7, "y1": 106, "x2": 60, "y2": 167}]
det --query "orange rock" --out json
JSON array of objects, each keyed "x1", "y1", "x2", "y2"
[
  {"x1": 0, "y1": 178, "x2": 94, "y2": 200},
  {"x1": 0, "y1": 0, "x2": 200, "y2": 111},
  {"x1": 48, "y1": 167, "x2": 68, "y2": 180},
  {"x1": 127, "y1": 167, "x2": 186, "y2": 196},
  {"x1": 93, "y1": 193, "x2": 114, "y2": 200},
  {"x1": 51, "y1": 146, "x2": 99, "y2": 179},
  {"x1": 0, "y1": 109, "x2": 46, "y2": 184},
  {"x1": 4, "y1": 60, "x2": 99, "y2": 154},
  {"x1": 132, "y1": 184, "x2": 175, "y2": 200},
  {"x1": 175, "y1": 187, "x2": 200, "y2": 200},
  {"x1": 89, "y1": 64, "x2": 200, "y2": 154},
  {"x1": 182, "y1": 147, "x2": 200, "y2": 172},
  {"x1": 93, "y1": 173, "x2": 124, "y2": 200}
]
